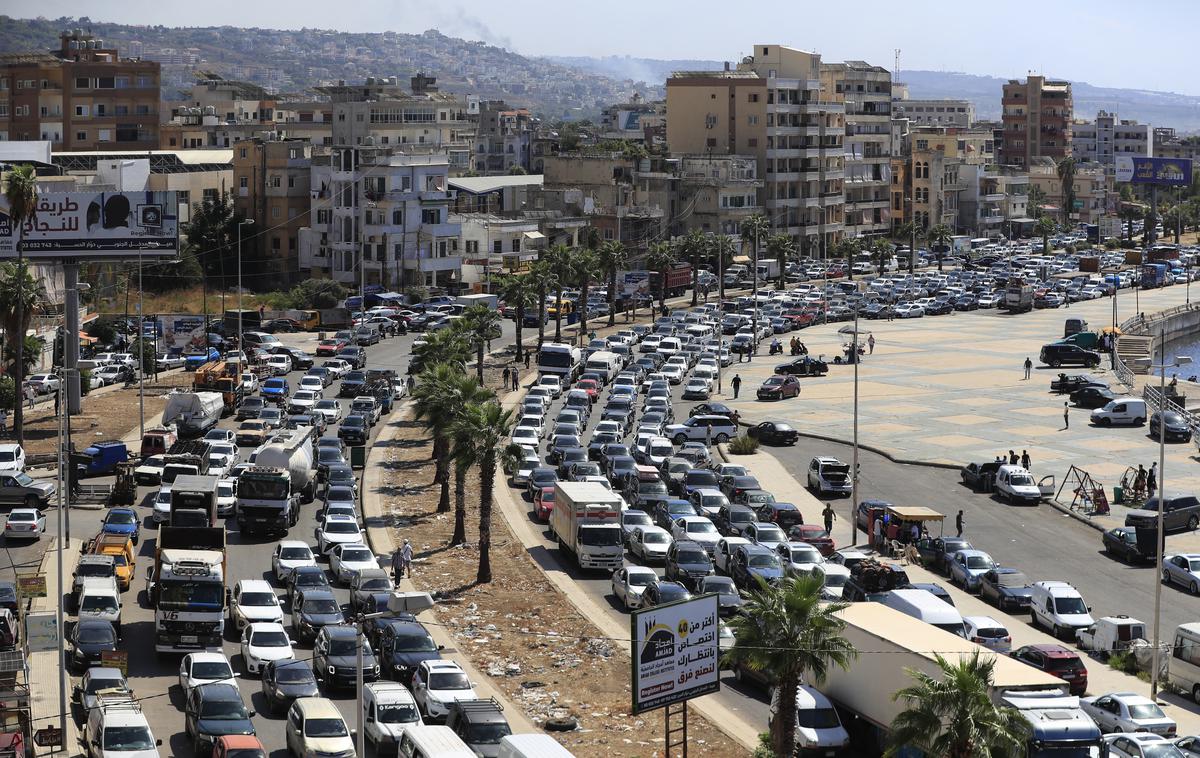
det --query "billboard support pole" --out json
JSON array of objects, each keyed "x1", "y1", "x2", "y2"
[
  {"x1": 64, "y1": 262, "x2": 81, "y2": 415},
  {"x1": 1151, "y1": 186, "x2": 1158, "y2": 247},
  {"x1": 664, "y1": 701, "x2": 688, "y2": 758}
]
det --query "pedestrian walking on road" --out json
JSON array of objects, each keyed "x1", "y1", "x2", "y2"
[
  {"x1": 1008, "y1": 450, "x2": 1018, "y2": 465},
  {"x1": 391, "y1": 545, "x2": 405, "y2": 582},
  {"x1": 1148, "y1": 462, "x2": 1158, "y2": 498},
  {"x1": 511, "y1": 370, "x2": 519, "y2": 391},
  {"x1": 23, "y1": 385, "x2": 34, "y2": 410},
  {"x1": 406, "y1": 374, "x2": 415, "y2": 394},
  {"x1": 54, "y1": 388, "x2": 60, "y2": 416},
  {"x1": 731, "y1": 374, "x2": 742, "y2": 399},
  {"x1": 1021, "y1": 450, "x2": 1031, "y2": 470},
  {"x1": 1023, "y1": 357, "x2": 1033, "y2": 380},
  {"x1": 868, "y1": 334, "x2": 876, "y2": 354},
  {"x1": 502, "y1": 366, "x2": 511, "y2": 389},
  {"x1": 524, "y1": 351, "x2": 531, "y2": 370},
  {"x1": 955, "y1": 509, "x2": 964, "y2": 538},
  {"x1": 1063, "y1": 402, "x2": 1070, "y2": 430},
  {"x1": 822, "y1": 503, "x2": 836, "y2": 534}
]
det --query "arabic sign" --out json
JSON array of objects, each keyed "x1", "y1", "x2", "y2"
[
  {"x1": 24, "y1": 613, "x2": 58, "y2": 653},
  {"x1": 34, "y1": 727, "x2": 62, "y2": 747},
  {"x1": 101, "y1": 650, "x2": 128, "y2": 674},
  {"x1": 0, "y1": 191, "x2": 179, "y2": 259},
  {"x1": 1116, "y1": 156, "x2": 1193, "y2": 187},
  {"x1": 15, "y1": 574, "x2": 45, "y2": 599},
  {"x1": 630, "y1": 594, "x2": 720, "y2": 714}
]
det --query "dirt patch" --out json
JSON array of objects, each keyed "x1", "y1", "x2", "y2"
[{"x1": 383, "y1": 364, "x2": 745, "y2": 757}]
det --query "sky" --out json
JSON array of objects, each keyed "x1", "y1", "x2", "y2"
[{"x1": 8, "y1": 0, "x2": 1199, "y2": 94}]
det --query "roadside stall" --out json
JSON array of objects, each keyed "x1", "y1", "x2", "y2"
[{"x1": 881, "y1": 505, "x2": 945, "y2": 544}]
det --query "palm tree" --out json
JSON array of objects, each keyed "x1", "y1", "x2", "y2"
[
  {"x1": 645, "y1": 241, "x2": 677, "y2": 313},
  {"x1": 1027, "y1": 184, "x2": 1047, "y2": 219},
  {"x1": 1120, "y1": 205, "x2": 1142, "y2": 243},
  {"x1": 708, "y1": 234, "x2": 737, "y2": 300},
  {"x1": 741, "y1": 213, "x2": 770, "y2": 296},
  {"x1": 546, "y1": 245, "x2": 574, "y2": 343},
  {"x1": 411, "y1": 363, "x2": 466, "y2": 514},
  {"x1": 495, "y1": 274, "x2": 535, "y2": 363},
  {"x1": 460, "y1": 304, "x2": 502, "y2": 385},
  {"x1": 595, "y1": 241, "x2": 628, "y2": 327},
  {"x1": 2, "y1": 165, "x2": 38, "y2": 442},
  {"x1": 677, "y1": 230, "x2": 708, "y2": 307},
  {"x1": 1056, "y1": 156, "x2": 1078, "y2": 225},
  {"x1": 525, "y1": 260, "x2": 557, "y2": 352},
  {"x1": 1034, "y1": 216, "x2": 1057, "y2": 254},
  {"x1": 723, "y1": 574, "x2": 856, "y2": 758},
  {"x1": 765, "y1": 234, "x2": 796, "y2": 290},
  {"x1": 572, "y1": 248, "x2": 597, "y2": 346},
  {"x1": 926, "y1": 224, "x2": 953, "y2": 271},
  {"x1": 886, "y1": 650, "x2": 1026, "y2": 758},
  {"x1": 833, "y1": 236, "x2": 861, "y2": 280},
  {"x1": 895, "y1": 220, "x2": 920, "y2": 273},
  {"x1": 449, "y1": 400, "x2": 518, "y2": 583},
  {"x1": 410, "y1": 326, "x2": 470, "y2": 374},
  {"x1": 869, "y1": 236, "x2": 894, "y2": 276},
  {"x1": 447, "y1": 376, "x2": 495, "y2": 546}
]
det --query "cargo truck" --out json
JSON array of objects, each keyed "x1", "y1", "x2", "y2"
[
  {"x1": 235, "y1": 465, "x2": 299, "y2": 536},
  {"x1": 819, "y1": 604, "x2": 1101, "y2": 756},
  {"x1": 648, "y1": 263, "x2": 693, "y2": 300},
  {"x1": 146, "y1": 526, "x2": 227, "y2": 654},
  {"x1": 253, "y1": 428, "x2": 316, "y2": 503},
  {"x1": 1004, "y1": 282, "x2": 1035, "y2": 313},
  {"x1": 160, "y1": 440, "x2": 211, "y2": 485},
  {"x1": 169, "y1": 474, "x2": 219, "y2": 528},
  {"x1": 162, "y1": 390, "x2": 224, "y2": 438},
  {"x1": 549, "y1": 481, "x2": 624, "y2": 571},
  {"x1": 1141, "y1": 262, "x2": 1169, "y2": 289}
]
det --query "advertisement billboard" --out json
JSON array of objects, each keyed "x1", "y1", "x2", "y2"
[
  {"x1": 1115, "y1": 156, "x2": 1193, "y2": 187},
  {"x1": 630, "y1": 594, "x2": 720, "y2": 714},
  {"x1": 0, "y1": 191, "x2": 179, "y2": 259}
]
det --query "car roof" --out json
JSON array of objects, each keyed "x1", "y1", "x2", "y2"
[
  {"x1": 1024, "y1": 643, "x2": 1077, "y2": 657},
  {"x1": 624, "y1": 565, "x2": 658, "y2": 577},
  {"x1": 295, "y1": 696, "x2": 343, "y2": 718},
  {"x1": 236, "y1": 579, "x2": 274, "y2": 592},
  {"x1": 963, "y1": 615, "x2": 1004, "y2": 627},
  {"x1": 320, "y1": 624, "x2": 357, "y2": 639},
  {"x1": 189, "y1": 651, "x2": 230, "y2": 663}
]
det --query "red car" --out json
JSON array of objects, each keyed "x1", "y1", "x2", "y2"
[
  {"x1": 315, "y1": 338, "x2": 347, "y2": 357},
  {"x1": 575, "y1": 379, "x2": 600, "y2": 402},
  {"x1": 789, "y1": 524, "x2": 835, "y2": 556},
  {"x1": 757, "y1": 374, "x2": 801, "y2": 401},
  {"x1": 1010, "y1": 644, "x2": 1088, "y2": 695},
  {"x1": 534, "y1": 486, "x2": 556, "y2": 521}
]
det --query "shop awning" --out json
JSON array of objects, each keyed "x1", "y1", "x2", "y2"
[
  {"x1": 732, "y1": 255, "x2": 751, "y2": 264},
  {"x1": 886, "y1": 506, "x2": 944, "y2": 522},
  {"x1": 522, "y1": 231, "x2": 546, "y2": 241}
]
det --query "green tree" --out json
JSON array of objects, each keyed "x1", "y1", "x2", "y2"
[
  {"x1": 287, "y1": 279, "x2": 347, "y2": 309},
  {"x1": 1056, "y1": 156, "x2": 1078, "y2": 225},
  {"x1": 459, "y1": 304, "x2": 503, "y2": 385},
  {"x1": 1033, "y1": 216, "x2": 1057, "y2": 254},
  {"x1": 766, "y1": 234, "x2": 797, "y2": 290},
  {"x1": 741, "y1": 213, "x2": 770, "y2": 292},
  {"x1": 722, "y1": 575, "x2": 857, "y2": 758},
  {"x1": 447, "y1": 376, "x2": 495, "y2": 546},
  {"x1": 2, "y1": 164, "x2": 39, "y2": 442},
  {"x1": 3, "y1": 334, "x2": 43, "y2": 378},
  {"x1": 412, "y1": 363, "x2": 468, "y2": 515},
  {"x1": 127, "y1": 338, "x2": 157, "y2": 376},
  {"x1": 1027, "y1": 184, "x2": 1047, "y2": 219},
  {"x1": 449, "y1": 400, "x2": 518, "y2": 583},
  {"x1": 895, "y1": 220, "x2": 920, "y2": 274},
  {"x1": 496, "y1": 274, "x2": 536, "y2": 362},
  {"x1": 525, "y1": 260, "x2": 557, "y2": 351},
  {"x1": 707, "y1": 234, "x2": 737, "y2": 299},
  {"x1": 926, "y1": 224, "x2": 954, "y2": 271},
  {"x1": 572, "y1": 248, "x2": 597, "y2": 346},
  {"x1": 411, "y1": 327, "x2": 470, "y2": 374},
  {"x1": 139, "y1": 241, "x2": 205, "y2": 292},
  {"x1": 869, "y1": 236, "x2": 894, "y2": 276},
  {"x1": 1120, "y1": 205, "x2": 1142, "y2": 242},
  {"x1": 506, "y1": 164, "x2": 528, "y2": 175},
  {"x1": 677, "y1": 230, "x2": 709, "y2": 307},
  {"x1": 596, "y1": 241, "x2": 628, "y2": 327},
  {"x1": 545, "y1": 245, "x2": 574, "y2": 343},
  {"x1": 1144, "y1": 206, "x2": 1159, "y2": 245},
  {"x1": 833, "y1": 236, "x2": 862, "y2": 280},
  {"x1": 886, "y1": 650, "x2": 1026, "y2": 758},
  {"x1": 645, "y1": 241, "x2": 677, "y2": 312}
]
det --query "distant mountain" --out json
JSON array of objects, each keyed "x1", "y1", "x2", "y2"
[
  {"x1": 550, "y1": 55, "x2": 1200, "y2": 133},
  {"x1": 0, "y1": 16, "x2": 647, "y2": 119}
]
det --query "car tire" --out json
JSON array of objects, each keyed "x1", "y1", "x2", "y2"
[
  {"x1": 1190, "y1": 515, "x2": 1199, "y2": 531},
  {"x1": 23, "y1": 495, "x2": 37, "y2": 509},
  {"x1": 1100, "y1": 417, "x2": 1111, "y2": 427},
  {"x1": 1051, "y1": 360, "x2": 1061, "y2": 368},
  {"x1": 1163, "y1": 569, "x2": 1172, "y2": 585},
  {"x1": 716, "y1": 433, "x2": 729, "y2": 444}
]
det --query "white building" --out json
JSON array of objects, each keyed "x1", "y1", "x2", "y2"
[
  {"x1": 1071, "y1": 111, "x2": 1152, "y2": 167},
  {"x1": 299, "y1": 146, "x2": 461, "y2": 290},
  {"x1": 455, "y1": 213, "x2": 543, "y2": 287},
  {"x1": 891, "y1": 99, "x2": 974, "y2": 127}
]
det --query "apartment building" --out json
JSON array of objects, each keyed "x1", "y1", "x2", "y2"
[
  {"x1": 541, "y1": 152, "x2": 667, "y2": 251},
  {"x1": 600, "y1": 97, "x2": 666, "y2": 143},
  {"x1": 908, "y1": 126, "x2": 995, "y2": 231},
  {"x1": 474, "y1": 101, "x2": 534, "y2": 174},
  {"x1": 299, "y1": 146, "x2": 461, "y2": 289},
  {"x1": 672, "y1": 154, "x2": 763, "y2": 237},
  {"x1": 233, "y1": 135, "x2": 313, "y2": 283},
  {"x1": 821, "y1": 61, "x2": 892, "y2": 238},
  {"x1": 1028, "y1": 157, "x2": 1112, "y2": 225},
  {"x1": 0, "y1": 29, "x2": 160, "y2": 150},
  {"x1": 958, "y1": 164, "x2": 1030, "y2": 237},
  {"x1": 891, "y1": 99, "x2": 974, "y2": 127},
  {"x1": 1071, "y1": 111, "x2": 1152, "y2": 166},
  {"x1": 455, "y1": 213, "x2": 543, "y2": 285},
  {"x1": 999, "y1": 75, "x2": 1072, "y2": 167}
]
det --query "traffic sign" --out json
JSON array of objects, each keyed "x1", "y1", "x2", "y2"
[{"x1": 34, "y1": 727, "x2": 62, "y2": 748}]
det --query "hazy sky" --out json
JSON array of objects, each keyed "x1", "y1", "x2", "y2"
[{"x1": 9, "y1": 0, "x2": 1198, "y2": 94}]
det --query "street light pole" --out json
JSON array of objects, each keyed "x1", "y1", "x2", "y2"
[
  {"x1": 356, "y1": 616, "x2": 365, "y2": 758},
  {"x1": 138, "y1": 249, "x2": 144, "y2": 438},
  {"x1": 850, "y1": 309, "x2": 860, "y2": 547},
  {"x1": 55, "y1": 368, "x2": 66, "y2": 743},
  {"x1": 237, "y1": 220, "x2": 254, "y2": 358}
]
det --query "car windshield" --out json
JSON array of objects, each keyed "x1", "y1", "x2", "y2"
[
  {"x1": 687, "y1": 521, "x2": 716, "y2": 534},
  {"x1": 160, "y1": 582, "x2": 224, "y2": 609},
  {"x1": 466, "y1": 723, "x2": 513, "y2": 745},
  {"x1": 326, "y1": 522, "x2": 359, "y2": 534},
  {"x1": 579, "y1": 528, "x2": 622, "y2": 546},
  {"x1": 192, "y1": 662, "x2": 233, "y2": 680},
  {"x1": 393, "y1": 633, "x2": 437, "y2": 653},
  {"x1": 359, "y1": 577, "x2": 390, "y2": 591},
  {"x1": 106, "y1": 511, "x2": 135, "y2": 525},
  {"x1": 340, "y1": 548, "x2": 373, "y2": 563},
  {"x1": 80, "y1": 596, "x2": 118, "y2": 614},
  {"x1": 429, "y1": 672, "x2": 472, "y2": 690},
  {"x1": 77, "y1": 562, "x2": 112, "y2": 577},
  {"x1": 757, "y1": 526, "x2": 786, "y2": 541},
  {"x1": 305, "y1": 718, "x2": 349, "y2": 737},
  {"x1": 329, "y1": 638, "x2": 371, "y2": 657},
  {"x1": 275, "y1": 664, "x2": 315, "y2": 684},
  {"x1": 1052, "y1": 597, "x2": 1088, "y2": 615},
  {"x1": 624, "y1": 513, "x2": 651, "y2": 527},
  {"x1": 1010, "y1": 474, "x2": 1035, "y2": 486},
  {"x1": 1128, "y1": 703, "x2": 1166, "y2": 719},
  {"x1": 13, "y1": 473, "x2": 34, "y2": 486},
  {"x1": 103, "y1": 726, "x2": 155, "y2": 751},
  {"x1": 302, "y1": 597, "x2": 340, "y2": 615},
  {"x1": 965, "y1": 556, "x2": 994, "y2": 569},
  {"x1": 703, "y1": 578, "x2": 736, "y2": 593},
  {"x1": 790, "y1": 547, "x2": 821, "y2": 563},
  {"x1": 642, "y1": 531, "x2": 669, "y2": 544},
  {"x1": 823, "y1": 573, "x2": 847, "y2": 588},
  {"x1": 77, "y1": 624, "x2": 115, "y2": 644},
  {"x1": 250, "y1": 630, "x2": 289, "y2": 647},
  {"x1": 628, "y1": 572, "x2": 655, "y2": 587},
  {"x1": 327, "y1": 487, "x2": 355, "y2": 503},
  {"x1": 677, "y1": 549, "x2": 710, "y2": 565},
  {"x1": 749, "y1": 554, "x2": 781, "y2": 569},
  {"x1": 240, "y1": 592, "x2": 278, "y2": 607},
  {"x1": 377, "y1": 702, "x2": 420, "y2": 723},
  {"x1": 796, "y1": 707, "x2": 842, "y2": 729}
]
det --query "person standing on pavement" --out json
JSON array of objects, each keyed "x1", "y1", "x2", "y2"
[
  {"x1": 731, "y1": 374, "x2": 742, "y2": 399},
  {"x1": 1148, "y1": 462, "x2": 1158, "y2": 498},
  {"x1": 822, "y1": 503, "x2": 836, "y2": 534},
  {"x1": 524, "y1": 351, "x2": 531, "y2": 369},
  {"x1": 511, "y1": 370, "x2": 519, "y2": 391},
  {"x1": 872, "y1": 517, "x2": 883, "y2": 549},
  {"x1": 1008, "y1": 450, "x2": 1018, "y2": 465},
  {"x1": 502, "y1": 366, "x2": 511, "y2": 389},
  {"x1": 867, "y1": 334, "x2": 876, "y2": 354},
  {"x1": 955, "y1": 509, "x2": 964, "y2": 538},
  {"x1": 1023, "y1": 357, "x2": 1033, "y2": 380},
  {"x1": 1063, "y1": 402, "x2": 1069, "y2": 430},
  {"x1": 391, "y1": 544, "x2": 406, "y2": 582},
  {"x1": 1021, "y1": 450, "x2": 1031, "y2": 470}
]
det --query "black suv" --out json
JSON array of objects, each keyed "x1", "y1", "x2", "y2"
[
  {"x1": 314, "y1": 625, "x2": 379, "y2": 688},
  {"x1": 338, "y1": 370, "x2": 368, "y2": 397},
  {"x1": 445, "y1": 698, "x2": 512, "y2": 757},
  {"x1": 713, "y1": 504, "x2": 756, "y2": 536},
  {"x1": 1039, "y1": 343, "x2": 1100, "y2": 368},
  {"x1": 184, "y1": 682, "x2": 255, "y2": 756},
  {"x1": 375, "y1": 617, "x2": 443, "y2": 684},
  {"x1": 338, "y1": 415, "x2": 369, "y2": 446},
  {"x1": 664, "y1": 540, "x2": 714, "y2": 590}
]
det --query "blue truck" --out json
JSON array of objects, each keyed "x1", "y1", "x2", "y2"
[
  {"x1": 76, "y1": 441, "x2": 129, "y2": 478},
  {"x1": 1141, "y1": 262, "x2": 1169, "y2": 289}
]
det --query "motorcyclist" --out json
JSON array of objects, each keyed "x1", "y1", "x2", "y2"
[{"x1": 770, "y1": 338, "x2": 782, "y2": 355}]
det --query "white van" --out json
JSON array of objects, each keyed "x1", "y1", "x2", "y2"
[
  {"x1": 881, "y1": 588, "x2": 966, "y2": 637},
  {"x1": 994, "y1": 465, "x2": 1043, "y2": 505},
  {"x1": 583, "y1": 351, "x2": 622, "y2": 384},
  {"x1": 1029, "y1": 581, "x2": 1094, "y2": 640},
  {"x1": 363, "y1": 681, "x2": 423, "y2": 751},
  {"x1": 397, "y1": 725, "x2": 475, "y2": 758},
  {"x1": 770, "y1": 685, "x2": 850, "y2": 755},
  {"x1": 1090, "y1": 398, "x2": 1147, "y2": 426},
  {"x1": 1168, "y1": 623, "x2": 1200, "y2": 701},
  {"x1": 498, "y1": 734, "x2": 577, "y2": 758}
]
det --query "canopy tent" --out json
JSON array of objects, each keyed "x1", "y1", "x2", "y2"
[{"x1": 885, "y1": 506, "x2": 944, "y2": 522}]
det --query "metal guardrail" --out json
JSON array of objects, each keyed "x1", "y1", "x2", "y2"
[{"x1": 1143, "y1": 383, "x2": 1200, "y2": 433}]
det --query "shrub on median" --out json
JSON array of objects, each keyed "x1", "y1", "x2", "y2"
[{"x1": 728, "y1": 435, "x2": 760, "y2": 455}]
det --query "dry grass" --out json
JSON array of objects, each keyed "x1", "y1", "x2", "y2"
[{"x1": 92, "y1": 285, "x2": 277, "y2": 317}]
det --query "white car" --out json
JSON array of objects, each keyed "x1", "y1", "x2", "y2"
[
  {"x1": 288, "y1": 390, "x2": 320, "y2": 414},
  {"x1": 510, "y1": 427, "x2": 540, "y2": 449},
  {"x1": 241, "y1": 372, "x2": 260, "y2": 393},
  {"x1": 744, "y1": 521, "x2": 788, "y2": 553},
  {"x1": 178, "y1": 651, "x2": 238, "y2": 696},
  {"x1": 322, "y1": 359, "x2": 351, "y2": 378},
  {"x1": 0, "y1": 444, "x2": 26, "y2": 476},
  {"x1": 715, "y1": 536, "x2": 751, "y2": 574},
  {"x1": 412, "y1": 660, "x2": 478, "y2": 720},
  {"x1": 134, "y1": 454, "x2": 165, "y2": 486},
  {"x1": 660, "y1": 363, "x2": 685, "y2": 385},
  {"x1": 298, "y1": 376, "x2": 324, "y2": 394},
  {"x1": 1082, "y1": 693, "x2": 1177, "y2": 736},
  {"x1": 827, "y1": 548, "x2": 870, "y2": 571},
  {"x1": 362, "y1": 681, "x2": 423, "y2": 750},
  {"x1": 312, "y1": 399, "x2": 342, "y2": 425},
  {"x1": 152, "y1": 485, "x2": 172, "y2": 524},
  {"x1": 682, "y1": 378, "x2": 711, "y2": 400},
  {"x1": 535, "y1": 374, "x2": 562, "y2": 399},
  {"x1": 329, "y1": 542, "x2": 379, "y2": 585},
  {"x1": 816, "y1": 562, "x2": 852, "y2": 599},
  {"x1": 207, "y1": 452, "x2": 231, "y2": 480},
  {"x1": 516, "y1": 415, "x2": 545, "y2": 438},
  {"x1": 977, "y1": 293, "x2": 1002, "y2": 308},
  {"x1": 3, "y1": 508, "x2": 44, "y2": 540},
  {"x1": 776, "y1": 542, "x2": 824, "y2": 577},
  {"x1": 240, "y1": 621, "x2": 295, "y2": 675},
  {"x1": 267, "y1": 355, "x2": 292, "y2": 376},
  {"x1": 230, "y1": 579, "x2": 284, "y2": 631},
  {"x1": 1101, "y1": 734, "x2": 1172, "y2": 758},
  {"x1": 511, "y1": 447, "x2": 540, "y2": 486},
  {"x1": 611, "y1": 566, "x2": 659, "y2": 610},
  {"x1": 25, "y1": 374, "x2": 60, "y2": 394},
  {"x1": 962, "y1": 615, "x2": 1012, "y2": 653},
  {"x1": 628, "y1": 525, "x2": 672, "y2": 563},
  {"x1": 893, "y1": 303, "x2": 924, "y2": 318},
  {"x1": 315, "y1": 513, "x2": 364, "y2": 554},
  {"x1": 671, "y1": 516, "x2": 721, "y2": 552},
  {"x1": 215, "y1": 479, "x2": 236, "y2": 517},
  {"x1": 272, "y1": 540, "x2": 317, "y2": 581},
  {"x1": 205, "y1": 428, "x2": 236, "y2": 445}
]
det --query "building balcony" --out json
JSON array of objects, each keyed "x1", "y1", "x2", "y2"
[
  {"x1": 401, "y1": 254, "x2": 462, "y2": 272},
  {"x1": 769, "y1": 171, "x2": 800, "y2": 182},
  {"x1": 982, "y1": 192, "x2": 1005, "y2": 202},
  {"x1": 845, "y1": 198, "x2": 890, "y2": 210}
]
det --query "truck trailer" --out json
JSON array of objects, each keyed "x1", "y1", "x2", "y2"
[
  {"x1": 235, "y1": 465, "x2": 299, "y2": 536},
  {"x1": 252, "y1": 428, "x2": 316, "y2": 503},
  {"x1": 162, "y1": 390, "x2": 224, "y2": 438},
  {"x1": 549, "y1": 481, "x2": 624, "y2": 571},
  {"x1": 169, "y1": 474, "x2": 219, "y2": 528}
]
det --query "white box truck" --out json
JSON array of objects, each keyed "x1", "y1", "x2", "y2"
[
  {"x1": 819, "y1": 603, "x2": 1100, "y2": 755},
  {"x1": 161, "y1": 390, "x2": 224, "y2": 438},
  {"x1": 550, "y1": 481, "x2": 624, "y2": 571}
]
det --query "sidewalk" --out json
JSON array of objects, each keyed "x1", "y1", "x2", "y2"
[
  {"x1": 28, "y1": 535, "x2": 83, "y2": 758},
  {"x1": 731, "y1": 444, "x2": 1200, "y2": 730}
]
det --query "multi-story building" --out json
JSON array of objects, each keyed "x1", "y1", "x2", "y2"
[
  {"x1": 299, "y1": 146, "x2": 461, "y2": 290},
  {"x1": 541, "y1": 152, "x2": 667, "y2": 251},
  {"x1": 455, "y1": 213, "x2": 543, "y2": 286},
  {"x1": 908, "y1": 126, "x2": 995, "y2": 231},
  {"x1": 673, "y1": 154, "x2": 763, "y2": 236},
  {"x1": 233, "y1": 135, "x2": 313, "y2": 283},
  {"x1": 958, "y1": 164, "x2": 1030, "y2": 237},
  {"x1": 891, "y1": 99, "x2": 974, "y2": 127},
  {"x1": 821, "y1": 61, "x2": 892, "y2": 238},
  {"x1": 474, "y1": 101, "x2": 534, "y2": 174},
  {"x1": 999, "y1": 75, "x2": 1072, "y2": 168},
  {"x1": 0, "y1": 29, "x2": 159, "y2": 150},
  {"x1": 1071, "y1": 111, "x2": 1152, "y2": 167},
  {"x1": 1028, "y1": 157, "x2": 1112, "y2": 225},
  {"x1": 600, "y1": 96, "x2": 666, "y2": 143}
]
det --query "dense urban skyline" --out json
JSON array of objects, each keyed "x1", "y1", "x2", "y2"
[{"x1": 8, "y1": 0, "x2": 1200, "y2": 95}]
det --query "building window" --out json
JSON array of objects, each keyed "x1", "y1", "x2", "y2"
[
  {"x1": 114, "y1": 105, "x2": 128, "y2": 116},
  {"x1": 289, "y1": 237, "x2": 296, "y2": 251},
  {"x1": 95, "y1": 104, "x2": 105, "y2": 116},
  {"x1": 269, "y1": 176, "x2": 281, "y2": 188},
  {"x1": 421, "y1": 209, "x2": 440, "y2": 224},
  {"x1": 76, "y1": 131, "x2": 86, "y2": 141},
  {"x1": 239, "y1": 148, "x2": 247, "y2": 159},
  {"x1": 492, "y1": 240, "x2": 503, "y2": 254},
  {"x1": 271, "y1": 237, "x2": 281, "y2": 251},
  {"x1": 98, "y1": 129, "x2": 111, "y2": 142},
  {"x1": 748, "y1": 138, "x2": 758, "y2": 148},
  {"x1": 74, "y1": 77, "x2": 89, "y2": 89},
  {"x1": 202, "y1": 188, "x2": 218, "y2": 203},
  {"x1": 272, "y1": 206, "x2": 280, "y2": 219},
  {"x1": 0, "y1": 104, "x2": 7, "y2": 117},
  {"x1": 239, "y1": 177, "x2": 249, "y2": 189},
  {"x1": 115, "y1": 76, "x2": 129, "y2": 89},
  {"x1": 136, "y1": 75, "x2": 153, "y2": 88},
  {"x1": 748, "y1": 115, "x2": 758, "y2": 125},
  {"x1": 707, "y1": 138, "x2": 717, "y2": 147},
  {"x1": 75, "y1": 105, "x2": 88, "y2": 117},
  {"x1": 392, "y1": 209, "x2": 404, "y2": 225}
]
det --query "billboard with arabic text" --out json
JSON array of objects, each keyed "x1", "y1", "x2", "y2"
[
  {"x1": 1115, "y1": 156, "x2": 1193, "y2": 187},
  {"x1": 0, "y1": 191, "x2": 179, "y2": 259},
  {"x1": 630, "y1": 594, "x2": 720, "y2": 713}
]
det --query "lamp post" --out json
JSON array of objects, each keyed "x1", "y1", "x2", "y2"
[
  {"x1": 1150, "y1": 335, "x2": 1192, "y2": 702},
  {"x1": 851, "y1": 312, "x2": 861, "y2": 547},
  {"x1": 138, "y1": 249, "x2": 144, "y2": 438},
  {"x1": 237, "y1": 219, "x2": 254, "y2": 358}
]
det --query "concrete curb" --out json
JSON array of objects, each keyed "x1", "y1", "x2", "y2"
[
  {"x1": 1044, "y1": 498, "x2": 1106, "y2": 532},
  {"x1": 733, "y1": 417, "x2": 960, "y2": 470}
]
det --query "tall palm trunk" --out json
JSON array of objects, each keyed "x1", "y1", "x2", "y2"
[
  {"x1": 553, "y1": 284, "x2": 564, "y2": 343},
  {"x1": 475, "y1": 339, "x2": 485, "y2": 385},
  {"x1": 451, "y1": 459, "x2": 467, "y2": 545},
  {"x1": 433, "y1": 436, "x2": 451, "y2": 513},
  {"x1": 477, "y1": 455, "x2": 496, "y2": 583},
  {"x1": 578, "y1": 278, "x2": 590, "y2": 346},
  {"x1": 773, "y1": 672, "x2": 800, "y2": 758},
  {"x1": 537, "y1": 284, "x2": 546, "y2": 350},
  {"x1": 514, "y1": 303, "x2": 525, "y2": 363},
  {"x1": 607, "y1": 266, "x2": 617, "y2": 326},
  {"x1": 12, "y1": 260, "x2": 24, "y2": 443}
]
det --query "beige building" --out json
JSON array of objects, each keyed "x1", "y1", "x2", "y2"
[
  {"x1": 821, "y1": 61, "x2": 892, "y2": 238},
  {"x1": 233, "y1": 135, "x2": 313, "y2": 283},
  {"x1": 674, "y1": 154, "x2": 763, "y2": 237},
  {"x1": 1000, "y1": 75, "x2": 1072, "y2": 167},
  {"x1": 908, "y1": 127, "x2": 995, "y2": 231},
  {"x1": 1028, "y1": 158, "x2": 1112, "y2": 225},
  {"x1": 541, "y1": 152, "x2": 667, "y2": 250}
]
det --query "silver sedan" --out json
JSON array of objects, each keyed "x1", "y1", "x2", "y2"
[{"x1": 1163, "y1": 553, "x2": 1200, "y2": 594}]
